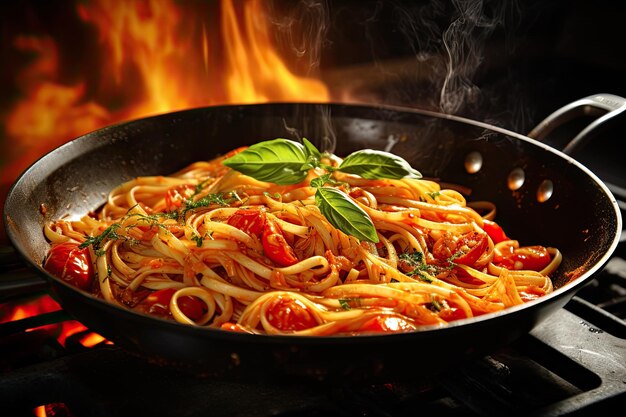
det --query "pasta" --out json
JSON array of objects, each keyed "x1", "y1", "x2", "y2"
[{"x1": 42, "y1": 140, "x2": 561, "y2": 335}]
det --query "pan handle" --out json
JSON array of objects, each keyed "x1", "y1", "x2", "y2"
[{"x1": 527, "y1": 93, "x2": 626, "y2": 155}]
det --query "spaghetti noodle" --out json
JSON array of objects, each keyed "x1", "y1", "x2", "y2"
[{"x1": 42, "y1": 140, "x2": 561, "y2": 335}]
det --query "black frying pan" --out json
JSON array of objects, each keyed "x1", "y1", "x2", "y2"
[{"x1": 3, "y1": 100, "x2": 622, "y2": 382}]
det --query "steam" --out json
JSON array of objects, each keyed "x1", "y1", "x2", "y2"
[
  {"x1": 440, "y1": 1, "x2": 508, "y2": 113},
  {"x1": 394, "y1": 0, "x2": 519, "y2": 115},
  {"x1": 267, "y1": 0, "x2": 330, "y2": 77}
]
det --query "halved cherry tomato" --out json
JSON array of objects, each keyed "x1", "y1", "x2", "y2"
[
  {"x1": 44, "y1": 242, "x2": 94, "y2": 290},
  {"x1": 267, "y1": 296, "x2": 317, "y2": 331},
  {"x1": 164, "y1": 184, "x2": 195, "y2": 211},
  {"x1": 433, "y1": 231, "x2": 488, "y2": 266},
  {"x1": 454, "y1": 232, "x2": 488, "y2": 265},
  {"x1": 494, "y1": 242, "x2": 551, "y2": 271},
  {"x1": 227, "y1": 209, "x2": 299, "y2": 267},
  {"x1": 483, "y1": 219, "x2": 509, "y2": 244},
  {"x1": 262, "y1": 217, "x2": 299, "y2": 267},
  {"x1": 227, "y1": 208, "x2": 266, "y2": 236},
  {"x1": 140, "y1": 288, "x2": 205, "y2": 321},
  {"x1": 357, "y1": 314, "x2": 417, "y2": 333}
]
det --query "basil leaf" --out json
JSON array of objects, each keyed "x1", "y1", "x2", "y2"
[
  {"x1": 222, "y1": 138, "x2": 309, "y2": 185},
  {"x1": 338, "y1": 149, "x2": 422, "y2": 180},
  {"x1": 315, "y1": 187, "x2": 379, "y2": 243},
  {"x1": 302, "y1": 137, "x2": 322, "y2": 160}
]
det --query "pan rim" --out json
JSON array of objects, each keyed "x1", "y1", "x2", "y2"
[{"x1": 3, "y1": 101, "x2": 623, "y2": 344}]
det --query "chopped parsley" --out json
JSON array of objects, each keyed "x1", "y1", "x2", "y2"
[
  {"x1": 398, "y1": 251, "x2": 436, "y2": 282},
  {"x1": 176, "y1": 191, "x2": 241, "y2": 220}
]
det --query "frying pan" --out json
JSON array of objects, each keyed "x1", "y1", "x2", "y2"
[{"x1": 3, "y1": 96, "x2": 623, "y2": 382}]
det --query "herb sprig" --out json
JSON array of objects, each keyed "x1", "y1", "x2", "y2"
[{"x1": 223, "y1": 138, "x2": 421, "y2": 242}]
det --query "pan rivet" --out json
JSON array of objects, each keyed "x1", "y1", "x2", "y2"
[
  {"x1": 464, "y1": 151, "x2": 483, "y2": 174},
  {"x1": 537, "y1": 179, "x2": 554, "y2": 202},
  {"x1": 507, "y1": 168, "x2": 525, "y2": 190}
]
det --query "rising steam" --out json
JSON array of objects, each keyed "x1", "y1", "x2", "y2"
[{"x1": 395, "y1": 0, "x2": 519, "y2": 114}]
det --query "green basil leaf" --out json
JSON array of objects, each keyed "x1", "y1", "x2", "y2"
[
  {"x1": 315, "y1": 187, "x2": 379, "y2": 243},
  {"x1": 309, "y1": 174, "x2": 328, "y2": 189},
  {"x1": 302, "y1": 137, "x2": 322, "y2": 160},
  {"x1": 222, "y1": 138, "x2": 309, "y2": 185},
  {"x1": 338, "y1": 149, "x2": 422, "y2": 180}
]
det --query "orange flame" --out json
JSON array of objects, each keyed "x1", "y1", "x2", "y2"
[{"x1": 1, "y1": 0, "x2": 329, "y2": 186}]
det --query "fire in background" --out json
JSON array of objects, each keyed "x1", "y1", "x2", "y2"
[{"x1": 0, "y1": 0, "x2": 329, "y2": 191}]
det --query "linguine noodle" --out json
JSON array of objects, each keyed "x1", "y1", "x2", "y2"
[{"x1": 43, "y1": 145, "x2": 561, "y2": 335}]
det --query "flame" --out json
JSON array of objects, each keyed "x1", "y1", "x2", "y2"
[
  {"x1": 1, "y1": 294, "x2": 107, "y2": 347},
  {"x1": 1, "y1": 0, "x2": 329, "y2": 186},
  {"x1": 222, "y1": 0, "x2": 329, "y2": 103}
]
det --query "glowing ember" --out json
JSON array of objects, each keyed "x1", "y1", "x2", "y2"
[{"x1": 1, "y1": 294, "x2": 107, "y2": 348}]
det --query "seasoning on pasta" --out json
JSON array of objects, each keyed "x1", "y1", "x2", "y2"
[{"x1": 42, "y1": 138, "x2": 561, "y2": 335}]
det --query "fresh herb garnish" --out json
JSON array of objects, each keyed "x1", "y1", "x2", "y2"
[
  {"x1": 222, "y1": 138, "x2": 310, "y2": 185},
  {"x1": 222, "y1": 138, "x2": 422, "y2": 243},
  {"x1": 79, "y1": 223, "x2": 121, "y2": 253},
  {"x1": 314, "y1": 187, "x2": 378, "y2": 243},
  {"x1": 398, "y1": 251, "x2": 436, "y2": 282},
  {"x1": 338, "y1": 149, "x2": 421, "y2": 180},
  {"x1": 176, "y1": 191, "x2": 240, "y2": 220}
]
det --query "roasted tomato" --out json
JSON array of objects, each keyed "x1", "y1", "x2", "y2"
[
  {"x1": 262, "y1": 217, "x2": 299, "y2": 267},
  {"x1": 227, "y1": 208, "x2": 266, "y2": 236},
  {"x1": 433, "y1": 231, "x2": 488, "y2": 266},
  {"x1": 140, "y1": 288, "x2": 205, "y2": 321},
  {"x1": 44, "y1": 242, "x2": 94, "y2": 290},
  {"x1": 454, "y1": 232, "x2": 488, "y2": 265},
  {"x1": 482, "y1": 219, "x2": 509, "y2": 243},
  {"x1": 228, "y1": 209, "x2": 298, "y2": 267},
  {"x1": 267, "y1": 296, "x2": 317, "y2": 331},
  {"x1": 164, "y1": 184, "x2": 195, "y2": 212},
  {"x1": 494, "y1": 242, "x2": 551, "y2": 271},
  {"x1": 357, "y1": 314, "x2": 417, "y2": 333}
]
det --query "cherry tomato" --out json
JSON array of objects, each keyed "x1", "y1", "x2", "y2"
[
  {"x1": 44, "y1": 242, "x2": 94, "y2": 290},
  {"x1": 433, "y1": 231, "x2": 488, "y2": 266},
  {"x1": 357, "y1": 314, "x2": 417, "y2": 333},
  {"x1": 227, "y1": 208, "x2": 266, "y2": 236},
  {"x1": 267, "y1": 296, "x2": 317, "y2": 331},
  {"x1": 454, "y1": 232, "x2": 488, "y2": 266},
  {"x1": 483, "y1": 219, "x2": 509, "y2": 243},
  {"x1": 141, "y1": 288, "x2": 205, "y2": 321},
  {"x1": 436, "y1": 301, "x2": 468, "y2": 322},
  {"x1": 262, "y1": 218, "x2": 299, "y2": 267},
  {"x1": 164, "y1": 184, "x2": 195, "y2": 211},
  {"x1": 494, "y1": 243, "x2": 551, "y2": 271}
]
